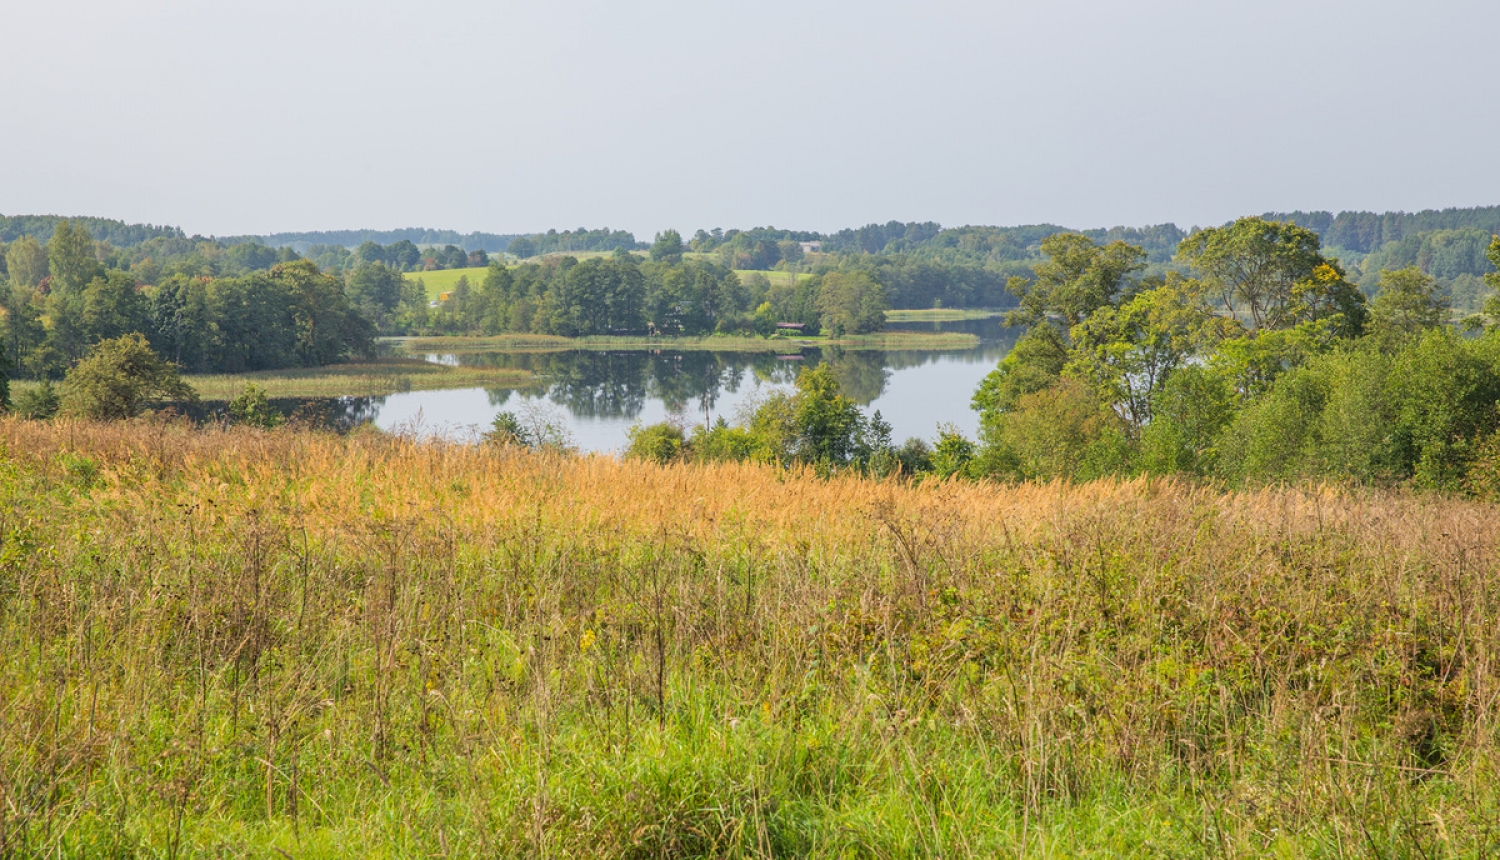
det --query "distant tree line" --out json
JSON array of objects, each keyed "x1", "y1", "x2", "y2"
[
  {"x1": 505, "y1": 228, "x2": 642, "y2": 259},
  {"x1": 1265, "y1": 206, "x2": 1500, "y2": 253},
  {"x1": 1, "y1": 221, "x2": 372, "y2": 380},
  {"x1": 303, "y1": 241, "x2": 488, "y2": 275},
  {"x1": 0, "y1": 214, "x2": 185, "y2": 248},
  {"x1": 219, "y1": 228, "x2": 519, "y2": 254}
]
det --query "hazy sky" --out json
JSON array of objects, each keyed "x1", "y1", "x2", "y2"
[{"x1": 4, "y1": 0, "x2": 1497, "y2": 239}]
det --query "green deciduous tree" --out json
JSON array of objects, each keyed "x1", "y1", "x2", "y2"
[
  {"x1": 625, "y1": 421, "x2": 687, "y2": 463},
  {"x1": 346, "y1": 262, "x2": 411, "y2": 333},
  {"x1": 975, "y1": 378, "x2": 1129, "y2": 482},
  {"x1": 814, "y1": 271, "x2": 887, "y2": 336},
  {"x1": 972, "y1": 325, "x2": 1069, "y2": 420},
  {"x1": 5, "y1": 236, "x2": 48, "y2": 288},
  {"x1": 46, "y1": 220, "x2": 102, "y2": 293},
  {"x1": 749, "y1": 364, "x2": 873, "y2": 467},
  {"x1": 1137, "y1": 366, "x2": 1237, "y2": 476},
  {"x1": 1465, "y1": 237, "x2": 1500, "y2": 331},
  {"x1": 1367, "y1": 266, "x2": 1449, "y2": 349},
  {"x1": 1005, "y1": 233, "x2": 1146, "y2": 329},
  {"x1": 1176, "y1": 216, "x2": 1366, "y2": 336},
  {"x1": 1065, "y1": 275, "x2": 1241, "y2": 430},
  {"x1": 2, "y1": 282, "x2": 46, "y2": 374},
  {"x1": 81, "y1": 271, "x2": 149, "y2": 344},
  {"x1": 650, "y1": 229, "x2": 685, "y2": 263}
]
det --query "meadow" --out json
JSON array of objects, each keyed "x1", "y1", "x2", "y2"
[
  {"x1": 732, "y1": 270, "x2": 814, "y2": 286},
  {"x1": 404, "y1": 267, "x2": 496, "y2": 301},
  {"x1": 1, "y1": 419, "x2": 1498, "y2": 857}
]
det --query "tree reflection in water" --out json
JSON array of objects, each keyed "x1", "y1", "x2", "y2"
[{"x1": 376, "y1": 319, "x2": 1020, "y2": 442}]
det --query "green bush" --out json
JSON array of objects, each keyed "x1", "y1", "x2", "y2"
[
  {"x1": 227, "y1": 383, "x2": 284, "y2": 428},
  {"x1": 624, "y1": 421, "x2": 686, "y2": 464},
  {"x1": 58, "y1": 333, "x2": 197, "y2": 420},
  {"x1": 13, "y1": 380, "x2": 60, "y2": 420}
]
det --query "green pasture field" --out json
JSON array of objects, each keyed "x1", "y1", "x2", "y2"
[{"x1": 404, "y1": 267, "x2": 495, "y2": 301}]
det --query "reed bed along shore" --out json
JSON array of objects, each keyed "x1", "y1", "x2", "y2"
[
  {"x1": 183, "y1": 357, "x2": 537, "y2": 400},
  {"x1": 1, "y1": 419, "x2": 1498, "y2": 857},
  {"x1": 395, "y1": 330, "x2": 979, "y2": 355}
]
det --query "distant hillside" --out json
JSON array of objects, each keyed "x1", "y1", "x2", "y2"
[
  {"x1": 222, "y1": 229, "x2": 520, "y2": 254},
  {"x1": 224, "y1": 226, "x2": 644, "y2": 256},
  {"x1": 0, "y1": 214, "x2": 185, "y2": 247},
  {"x1": 1261, "y1": 206, "x2": 1500, "y2": 252}
]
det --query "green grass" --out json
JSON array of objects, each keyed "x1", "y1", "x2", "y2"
[
  {"x1": 885, "y1": 307, "x2": 1004, "y2": 321},
  {"x1": 403, "y1": 266, "x2": 494, "y2": 301},
  {"x1": 733, "y1": 269, "x2": 814, "y2": 285},
  {"x1": 181, "y1": 357, "x2": 534, "y2": 399},
  {"x1": 3, "y1": 422, "x2": 1499, "y2": 856},
  {"x1": 392, "y1": 330, "x2": 979, "y2": 354}
]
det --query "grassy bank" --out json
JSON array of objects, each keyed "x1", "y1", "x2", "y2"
[
  {"x1": 885, "y1": 307, "x2": 1003, "y2": 321},
  {"x1": 1, "y1": 420, "x2": 1498, "y2": 856},
  {"x1": 177, "y1": 357, "x2": 534, "y2": 399},
  {"x1": 394, "y1": 330, "x2": 979, "y2": 354}
]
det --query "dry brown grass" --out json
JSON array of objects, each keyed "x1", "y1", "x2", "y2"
[{"x1": 2, "y1": 418, "x2": 1499, "y2": 856}]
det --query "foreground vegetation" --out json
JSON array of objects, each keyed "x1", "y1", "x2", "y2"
[{"x1": 2, "y1": 420, "x2": 1500, "y2": 856}]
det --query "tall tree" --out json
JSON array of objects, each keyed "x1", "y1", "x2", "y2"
[
  {"x1": 1367, "y1": 266, "x2": 1449, "y2": 348},
  {"x1": 81, "y1": 271, "x2": 149, "y2": 344},
  {"x1": 1176, "y1": 217, "x2": 1366, "y2": 336},
  {"x1": 815, "y1": 271, "x2": 888, "y2": 336},
  {"x1": 650, "y1": 229, "x2": 685, "y2": 263},
  {"x1": 4, "y1": 236, "x2": 48, "y2": 288},
  {"x1": 1005, "y1": 233, "x2": 1145, "y2": 329},
  {"x1": 46, "y1": 220, "x2": 102, "y2": 293},
  {"x1": 1065, "y1": 275, "x2": 1241, "y2": 431}
]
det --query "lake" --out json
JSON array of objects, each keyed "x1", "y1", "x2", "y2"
[{"x1": 364, "y1": 317, "x2": 1018, "y2": 452}]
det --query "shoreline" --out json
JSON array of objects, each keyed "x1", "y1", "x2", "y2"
[{"x1": 390, "y1": 330, "x2": 980, "y2": 354}]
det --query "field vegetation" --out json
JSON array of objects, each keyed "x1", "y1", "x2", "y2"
[{"x1": 2, "y1": 420, "x2": 1499, "y2": 856}]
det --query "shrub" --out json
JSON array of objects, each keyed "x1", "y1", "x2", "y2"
[
  {"x1": 13, "y1": 381, "x2": 60, "y2": 420},
  {"x1": 58, "y1": 333, "x2": 197, "y2": 420},
  {"x1": 625, "y1": 421, "x2": 686, "y2": 464},
  {"x1": 227, "y1": 383, "x2": 284, "y2": 428}
]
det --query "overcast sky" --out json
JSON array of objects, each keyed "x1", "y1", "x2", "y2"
[{"x1": 4, "y1": 0, "x2": 1497, "y2": 239}]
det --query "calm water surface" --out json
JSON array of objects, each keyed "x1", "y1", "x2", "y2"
[{"x1": 367, "y1": 318, "x2": 1017, "y2": 452}]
